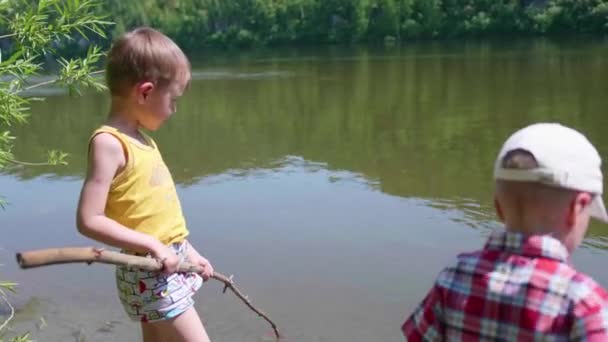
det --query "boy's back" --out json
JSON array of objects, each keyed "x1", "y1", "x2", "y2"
[
  {"x1": 403, "y1": 123, "x2": 608, "y2": 341},
  {"x1": 404, "y1": 230, "x2": 608, "y2": 341}
]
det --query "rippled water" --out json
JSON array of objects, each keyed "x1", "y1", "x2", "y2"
[{"x1": 3, "y1": 38, "x2": 608, "y2": 341}]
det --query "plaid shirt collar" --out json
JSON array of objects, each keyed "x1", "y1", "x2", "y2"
[{"x1": 484, "y1": 229, "x2": 570, "y2": 263}]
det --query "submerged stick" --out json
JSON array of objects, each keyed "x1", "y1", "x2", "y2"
[{"x1": 15, "y1": 247, "x2": 281, "y2": 340}]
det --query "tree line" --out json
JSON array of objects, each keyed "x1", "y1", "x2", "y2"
[
  {"x1": 3, "y1": 1, "x2": 607, "y2": 53},
  {"x1": 94, "y1": 0, "x2": 608, "y2": 50}
]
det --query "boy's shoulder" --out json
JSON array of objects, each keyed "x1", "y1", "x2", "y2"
[
  {"x1": 567, "y1": 269, "x2": 608, "y2": 316},
  {"x1": 88, "y1": 126, "x2": 129, "y2": 168},
  {"x1": 89, "y1": 129, "x2": 124, "y2": 154},
  {"x1": 422, "y1": 249, "x2": 484, "y2": 295},
  {"x1": 432, "y1": 247, "x2": 608, "y2": 316}
]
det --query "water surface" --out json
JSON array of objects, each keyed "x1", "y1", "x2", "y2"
[{"x1": 3, "y1": 38, "x2": 608, "y2": 341}]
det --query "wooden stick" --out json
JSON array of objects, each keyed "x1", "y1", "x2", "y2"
[{"x1": 15, "y1": 247, "x2": 281, "y2": 340}]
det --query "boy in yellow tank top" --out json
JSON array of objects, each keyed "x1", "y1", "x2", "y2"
[{"x1": 76, "y1": 27, "x2": 214, "y2": 342}]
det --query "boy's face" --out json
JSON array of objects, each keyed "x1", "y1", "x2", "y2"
[{"x1": 135, "y1": 78, "x2": 188, "y2": 131}]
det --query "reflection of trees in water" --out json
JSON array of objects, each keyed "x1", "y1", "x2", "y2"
[
  {"x1": 6, "y1": 40, "x2": 608, "y2": 206},
  {"x1": 427, "y1": 197, "x2": 498, "y2": 231}
]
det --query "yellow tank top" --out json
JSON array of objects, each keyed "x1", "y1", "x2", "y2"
[{"x1": 89, "y1": 125, "x2": 189, "y2": 246}]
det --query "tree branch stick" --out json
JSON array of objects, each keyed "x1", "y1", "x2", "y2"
[
  {"x1": 0, "y1": 293, "x2": 15, "y2": 333},
  {"x1": 23, "y1": 79, "x2": 57, "y2": 91},
  {"x1": 23, "y1": 70, "x2": 105, "y2": 91},
  {"x1": 15, "y1": 247, "x2": 281, "y2": 340},
  {"x1": 0, "y1": 33, "x2": 16, "y2": 40},
  {"x1": 2, "y1": 157, "x2": 54, "y2": 167}
]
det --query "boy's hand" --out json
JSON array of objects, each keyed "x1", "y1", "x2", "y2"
[
  {"x1": 152, "y1": 244, "x2": 181, "y2": 275},
  {"x1": 183, "y1": 240, "x2": 214, "y2": 281},
  {"x1": 192, "y1": 255, "x2": 214, "y2": 282}
]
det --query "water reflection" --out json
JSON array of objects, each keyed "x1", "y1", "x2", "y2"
[
  {"x1": 427, "y1": 198, "x2": 499, "y2": 231},
  {"x1": 6, "y1": 38, "x2": 608, "y2": 240},
  {"x1": 5, "y1": 39, "x2": 608, "y2": 341}
]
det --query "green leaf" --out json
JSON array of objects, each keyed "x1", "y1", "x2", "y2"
[
  {"x1": 5, "y1": 334, "x2": 33, "y2": 342},
  {"x1": 0, "y1": 50, "x2": 24, "y2": 68},
  {"x1": 0, "y1": 282, "x2": 17, "y2": 294},
  {"x1": 47, "y1": 150, "x2": 69, "y2": 166}
]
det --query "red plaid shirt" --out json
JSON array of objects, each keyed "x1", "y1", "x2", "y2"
[{"x1": 402, "y1": 230, "x2": 608, "y2": 341}]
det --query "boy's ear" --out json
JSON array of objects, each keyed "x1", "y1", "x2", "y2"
[
  {"x1": 566, "y1": 192, "x2": 593, "y2": 228},
  {"x1": 135, "y1": 81, "x2": 155, "y2": 104},
  {"x1": 494, "y1": 196, "x2": 505, "y2": 222}
]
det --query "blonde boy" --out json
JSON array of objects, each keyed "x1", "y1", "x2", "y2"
[
  {"x1": 77, "y1": 27, "x2": 214, "y2": 342},
  {"x1": 403, "y1": 123, "x2": 608, "y2": 341}
]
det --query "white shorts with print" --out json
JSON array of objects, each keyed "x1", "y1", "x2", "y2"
[{"x1": 115, "y1": 242, "x2": 203, "y2": 323}]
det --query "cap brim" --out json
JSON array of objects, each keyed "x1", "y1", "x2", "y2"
[{"x1": 590, "y1": 196, "x2": 608, "y2": 223}]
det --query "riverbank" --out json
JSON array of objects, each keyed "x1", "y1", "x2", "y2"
[
  {"x1": 97, "y1": 0, "x2": 608, "y2": 51},
  {"x1": 3, "y1": 0, "x2": 607, "y2": 57}
]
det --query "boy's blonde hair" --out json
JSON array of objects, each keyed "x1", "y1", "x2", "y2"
[{"x1": 105, "y1": 27, "x2": 191, "y2": 96}]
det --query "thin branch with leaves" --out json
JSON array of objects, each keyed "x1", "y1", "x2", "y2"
[
  {"x1": 0, "y1": 282, "x2": 16, "y2": 333},
  {"x1": 0, "y1": 1, "x2": 112, "y2": 341},
  {"x1": 0, "y1": 0, "x2": 111, "y2": 173}
]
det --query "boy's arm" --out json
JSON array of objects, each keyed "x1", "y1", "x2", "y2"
[
  {"x1": 402, "y1": 284, "x2": 444, "y2": 342},
  {"x1": 76, "y1": 133, "x2": 167, "y2": 257},
  {"x1": 570, "y1": 299, "x2": 608, "y2": 341}
]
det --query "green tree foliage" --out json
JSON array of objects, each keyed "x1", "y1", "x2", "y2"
[
  {"x1": 0, "y1": 0, "x2": 109, "y2": 199},
  {"x1": 0, "y1": 0, "x2": 110, "y2": 340},
  {"x1": 87, "y1": 0, "x2": 608, "y2": 50},
  {"x1": 5, "y1": 1, "x2": 608, "y2": 50}
]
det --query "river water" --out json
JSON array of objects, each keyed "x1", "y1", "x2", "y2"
[{"x1": 3, "y1": 38, "x2": 608, "y2": 341}]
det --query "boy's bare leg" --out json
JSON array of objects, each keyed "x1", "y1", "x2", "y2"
[
  {"x1": 141, "y1": 307, "x2": 210, "y2": 342},
  {"x1": 141, "y1": 322, "x2": 159, "y2": 342}
]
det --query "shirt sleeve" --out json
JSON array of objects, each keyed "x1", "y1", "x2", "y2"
[
  {"x1": 569, "y1": 279, "x2": 608, "y2": 342},
  {"x1": 570, "y1": 305, "x2": 608, "y2": 341},
  {"x1": 402, "y1": 284, "x2": 444, "y2": 342}
]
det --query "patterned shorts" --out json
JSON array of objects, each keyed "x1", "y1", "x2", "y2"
[{"x1": 115, "y1": 242, "x2": 203, "y2": 323}]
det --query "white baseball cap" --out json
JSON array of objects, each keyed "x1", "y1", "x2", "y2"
[{"x1": 494, "y1": 123, "x2": 608, "y2": 223}]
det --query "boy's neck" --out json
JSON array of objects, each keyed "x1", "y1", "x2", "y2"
[
  {"x1": 107, "y1": 99, "x2": 140, "y2": 135},
  {"x1": 501, "y1": 204, "x2": 566, "y2": 236},
  {"x1": 505, "y1": 225, "x2": 554, "y2": 235},
  {"x1": 504, "y1": 221, "x2": 567, "y2": 244}
]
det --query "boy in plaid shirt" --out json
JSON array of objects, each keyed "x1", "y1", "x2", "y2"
[{"x1": 403, "y1": 123, "x2": 608, "y2": 341}]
